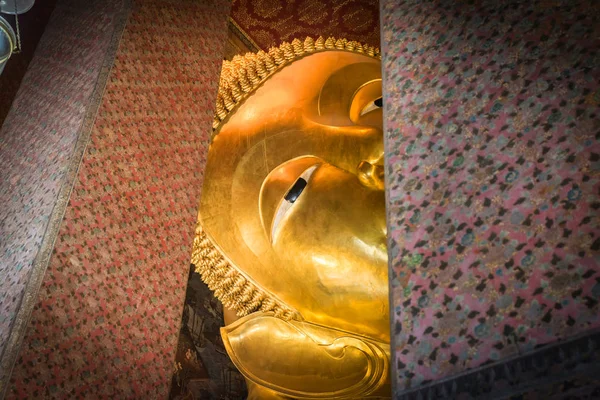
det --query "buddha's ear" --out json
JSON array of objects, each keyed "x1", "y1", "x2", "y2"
[{"x1": 221, "y1": 313, "x2": 390, "y2": 399}]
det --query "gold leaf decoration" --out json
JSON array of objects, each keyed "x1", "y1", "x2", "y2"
[
  {"x1": 192, "y1": 224, "x2": 298, "y2": 320},
  {"x1": 292, "y1": 38, "x2": 304, "y2": 56},
  {"x1": 315, "y1": 36, "x2": 325, "y2": 50}
]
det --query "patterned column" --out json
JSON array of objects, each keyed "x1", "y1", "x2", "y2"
[
  {"x1": 381, "y1": 0, "x2": 600, "y2": 395},
  {"x1": 0, "y1": 0, "x2": 129, "y2": 394},
  {"x1": 5, "y1": 0, "x2": 231, "y2": 397}
]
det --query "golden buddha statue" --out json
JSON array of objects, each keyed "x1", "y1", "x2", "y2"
[{"x1": 192, "y1": 37, "x2": 390, "y2": 399}]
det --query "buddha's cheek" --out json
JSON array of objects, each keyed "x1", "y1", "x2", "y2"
[{"x1": 271, "y1": 165, "x2": 388, "y2": 316}]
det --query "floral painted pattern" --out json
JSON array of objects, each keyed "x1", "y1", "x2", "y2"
[
  {"x1": 230, "y1": 0, "x2": 380, "y2": 50},
  {"x1": 6, "y1": 0, "x2": 231, "y2": 398},
  {"x1": 0, "y1": 0, "x2": 125, "y2": 386},
  {"x1": 382, "y1": 0, "x2": 600, "y2": 391}
]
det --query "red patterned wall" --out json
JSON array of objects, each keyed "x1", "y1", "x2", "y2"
[
  {"x1": 7, "y1": 0, "x2": 230, "y2": 397},
  {"x1": 0, "y1": 0, "x2": 129, "y2": 391},
  {"x1": 230, "y1": 0, "x2": 380, "y2": 50}
]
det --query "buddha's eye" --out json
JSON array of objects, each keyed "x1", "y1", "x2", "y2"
[
  {"x1": 360, "y1": 97, "x2": 383, "y2": 116},
  {"x1": 284, "y1": 178, "x2": 307, "y2": 203},
  {"x1": 271, "y1": 165, "x2": 319, "y2": 240}
]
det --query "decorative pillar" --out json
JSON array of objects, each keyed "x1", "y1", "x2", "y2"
[
  {"x1": 4, "y1": 0, "x2": 231, "y2": 397},
  {"x1": 0, "y1": 0, "x2": 129, "y2": 394},
  {"x1": 381, "y1": 0, "x2": 600, "y2": 397}
]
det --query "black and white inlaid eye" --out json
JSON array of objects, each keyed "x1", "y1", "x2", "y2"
[
  {"x1": 284, "y1": 177, "x2": 307, "y2": 203},
  {"x1": 271, "y1": 165, "x2": 319, "y2": 240},
  {"x1": 360, "y1": 97, "x2": 383, "y2": 116}
]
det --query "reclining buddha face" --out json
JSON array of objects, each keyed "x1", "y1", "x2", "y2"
[{"x1": 200, "y1": 49, "x2": 388, "y2": 342}]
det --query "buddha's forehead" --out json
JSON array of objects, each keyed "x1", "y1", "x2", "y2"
[{"x1": 220, "y1": 50, "x2": 381, "y2": 141}]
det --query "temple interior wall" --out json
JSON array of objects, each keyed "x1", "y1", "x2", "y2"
[
  {"x1": 0, "y1": 0, "x2": 598, "y2": 398},
  {"x1": 2, "y1": 0, "x2": 230, "y2": 397}
]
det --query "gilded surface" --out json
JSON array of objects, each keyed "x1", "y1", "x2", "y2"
[{"x1": 193, "y1": 38, "x2": 390, "y2": 399}]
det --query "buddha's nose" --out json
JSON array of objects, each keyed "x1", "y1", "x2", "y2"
[{"x1": 357, "y1": 160, "x2": 385, "y2": 190}]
